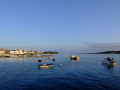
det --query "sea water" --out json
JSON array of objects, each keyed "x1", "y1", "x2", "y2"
[{"x1": 0, "y1": 53, "x2": 120, "y2": 90}]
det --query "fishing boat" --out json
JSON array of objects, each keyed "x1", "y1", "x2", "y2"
[
  {"x1": 71, "y1": 55, "x2": 80, "y2": 60},
  {"x1": 102, "y1": 57, "x2": 116, "y2": 66},
  {"x1": 38, "y1": 63, "x2": 54, "y2": 68}
]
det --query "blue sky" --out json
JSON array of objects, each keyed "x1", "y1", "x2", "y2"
[{"x1": 0, "y1": 0, "x2": 120, "y2": 52}]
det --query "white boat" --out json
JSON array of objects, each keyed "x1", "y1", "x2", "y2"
[{"x1": 38, "y1": 63, "x2": 54, "y2": 68}]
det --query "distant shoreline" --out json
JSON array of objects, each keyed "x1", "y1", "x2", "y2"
[
  {"x1": 80, "y1": 51, "x2": 120, "y2": 54},
  {"x1": 0, "y1": 48, "x2": 59, "y2": 58}
]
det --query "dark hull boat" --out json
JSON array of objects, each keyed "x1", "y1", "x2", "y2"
[
  {"x1": 38, "y1": 63, "x2": 54, "y2": 68},
  {"x1": 70, "y1": 55, "x2": 80, "y2": 60},
  {"x1": 102, "y1": 57, "x2": 116, "y2": 66}
]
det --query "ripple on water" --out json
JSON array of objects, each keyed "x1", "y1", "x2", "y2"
[{"x1": 0, "y1": 54, "x2": 120, "y2": 90}]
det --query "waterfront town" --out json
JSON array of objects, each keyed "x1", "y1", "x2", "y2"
[{"x1": 0, "y1": 48, "x2": 58, "y2": 58}]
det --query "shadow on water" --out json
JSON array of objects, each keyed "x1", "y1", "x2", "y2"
[{"x1": 102, "y1": 63, "x2": 116, "y2": 70}]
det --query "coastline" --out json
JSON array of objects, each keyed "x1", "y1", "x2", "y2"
[{"x1": 0, "y1": 49, "x2": 59, "y2": 58}]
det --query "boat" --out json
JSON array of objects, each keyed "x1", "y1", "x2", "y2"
[
  {"x1": 102, "y1": 57, "x2": 116, "y2": 66},
  {"x1": 71, "y1": 55, "x2": 80, "y2": 60},
  {"x1": 38, "y1": 63, "x2": 54, "y2": 68}
]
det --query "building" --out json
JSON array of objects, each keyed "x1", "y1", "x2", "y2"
[
  {"x1": 10, "y1": 49, "x2": 28, "y2": 55},
  {"x1": 28, "y1": 51, "x2": 35, "y2": 55},
  {"x1": 0, "y1": 49, "x2": 7, "y2": 54}
]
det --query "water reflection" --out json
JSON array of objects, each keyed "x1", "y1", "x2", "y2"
[
  {"x1": 38, "y1": 65, "x2": 54, "y2": 70},
  {"x1": 0, "y1": 57, "x2": 27, "y2": 62},
  {"x1": 102, "y1": 63, "x2": 116, "y2": 70},
  {"x1": 71, "y1": 59, "x2": 80, "y2": 64}
]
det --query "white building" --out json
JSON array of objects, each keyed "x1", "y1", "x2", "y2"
[
  {"x1": 0, "y1": 50, "x2": 5, "y2": 54},
  {"x1": 10, "y1": 49, "x2": 28, "y2": 55},
  {"x1": 0, "y1": 49, "x2": 7, "y2": 54}
]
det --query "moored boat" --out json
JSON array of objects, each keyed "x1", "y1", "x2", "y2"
[
  {"x1": 71, "y1": 55, "x2": 80, "y2": 60},
  {"x1": 38, "y1": 63, "x2": 54, "y2": 68},
  {"x1": 102, "y1": 57, "x2": 116, "y2": 66}
]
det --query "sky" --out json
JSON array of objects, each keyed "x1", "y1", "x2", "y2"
[{"x1": 0, "y1": 0, "x2": 120, "y2": 52}]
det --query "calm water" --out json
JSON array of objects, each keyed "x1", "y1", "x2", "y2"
[{"x1": 0, "y1": 53, "x2": 120, "y2": 90}]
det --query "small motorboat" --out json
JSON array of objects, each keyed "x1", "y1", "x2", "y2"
[
  {"x1": 38, "y1": 63, "x2": 54, "y2": 68},
  {"x1": 102, "y1": 57, "x2": 116, "y2": 66},
  {"x1": 71, "y1": 55, "x2": 80, "y2": 60}
]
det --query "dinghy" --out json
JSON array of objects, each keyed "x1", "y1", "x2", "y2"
[
  {"x1": 71, "y1": 55, "x2": 80, "y2": 60},
  {"x1": 38, "y1": 63, "x2": 54, "y2": 68}
]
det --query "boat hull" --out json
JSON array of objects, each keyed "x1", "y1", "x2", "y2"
[
  {"x1": 102, "y1": 60, "x2": 116, "y2": 66},
  {"x1": 38, "y1": 63, "x2": 54, "y2": 68}
]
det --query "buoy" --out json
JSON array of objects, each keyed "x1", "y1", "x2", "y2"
[
  {"x1": 52, "y1": 59, "x2": 56, "y2": 61},
  {"x1": 38, "y1": 60, "x2": 44, "y2": 63}
]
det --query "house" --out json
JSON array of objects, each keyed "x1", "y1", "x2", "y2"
[
  {"x1": 28, "y1": 51, "x2": 35, "y2": 55},
  {"x1": 10, "y1": 49, "x2": 28, "y2": 55},
  {"x1": 23, "y1": 50, "x2": 27, "y2": 54},
  {"x1": 0, "y1": 49, "x2": 7, "y2": 54}
]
